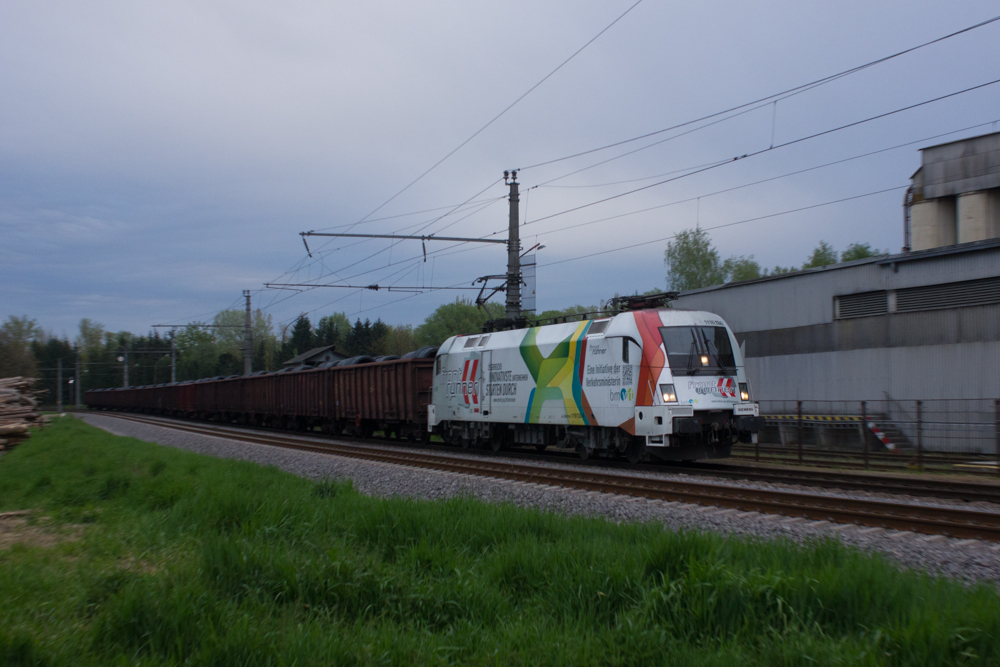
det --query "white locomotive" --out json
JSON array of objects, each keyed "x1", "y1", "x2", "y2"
[{"x1": 429, "y1": 305, "x2": 763, "y2": 462}]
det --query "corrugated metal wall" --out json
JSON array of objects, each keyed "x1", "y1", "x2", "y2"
[
  {"x1": 671, "y1": 243, "x2": 1000, "y2": 404},
  {"x1": 745, "y1": 341, "x2": 1000, "y2": 402}
]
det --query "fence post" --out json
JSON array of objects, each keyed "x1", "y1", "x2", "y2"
[
  {"x1": 916, "y1": 400, "x2": 924, "y2": 473},
  {"x1": 797, "y1": 400, "x2": 803, "y2": 464},
  {"x1": 861, "y1": 401, "x2": 869, "y2": 470},
  {"x1": 995, "y1": 398, "x2": 999, "y2": 479}
]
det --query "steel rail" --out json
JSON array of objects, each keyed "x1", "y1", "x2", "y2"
[
  {"x1": 676, "y1": 462, "x2": 1000, "y2": 504},
  {"x1": 98, "y1": 413, "x2": 1000, "y2": 542}
]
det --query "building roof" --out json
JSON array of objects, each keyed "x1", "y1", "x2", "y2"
[
  {"x1": 677, "y1": 236, "x2": 1000, "y2": 298},
  {"x1": 281, "y1": 345, "x2": 346, "y2": 367},
  {"x1": 671, "y1": 237, "x2": 1000, "y2": 333}
]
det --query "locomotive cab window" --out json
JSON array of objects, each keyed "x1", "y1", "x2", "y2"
[
  {"x1": 435, "y1": 357, "x2": 441, "y2": 375},
  {"x1": 587, "y1": 320, "x2": 610, "y2": 335},
  {"x1": 622, "y1": 338, "x2": 639, "y2": 364},
  {"x1": 477, "y1": 335, "x2": 490, "y2": 347},
  {"x1": 659, "y1": 326, "x2": 735, "y2": 374},
  {"x1": 463, "y1": 337, "x2": 479, "y2": 349}
]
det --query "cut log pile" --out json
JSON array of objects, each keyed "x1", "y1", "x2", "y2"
[{"x1": 0, "y1": 377, "x2": 49, "y2": 450}]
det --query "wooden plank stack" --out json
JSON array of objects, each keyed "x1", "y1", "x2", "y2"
[{"x1": 0, "y1": 377, "x2": 49, "y2": 450}]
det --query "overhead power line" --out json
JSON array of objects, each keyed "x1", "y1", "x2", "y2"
[
  {"x1": 273, "y1": 117, "x2": 1000, "y2": 300},
  {"x1": 310, "y1": 195, "x2": 507, "y2": 232},
  {"x1": 520, "y1": 77, "x2": 1000, "y2": 228},
  {"x1": 519, "y1": 13, "x2": 1000, "y2": 172},
  {"x1": 522, "y1": 119, "x2": 1000, "y2": 236},
  {"x1": 344, "y1": 0, "x2": 647, "y2": 231},
  {"x1": 538, "y1": 184, "x2": 909, "y2": 269},
  {"x1": 265, "y1": 283, "x2": 480, "y2": 293}
]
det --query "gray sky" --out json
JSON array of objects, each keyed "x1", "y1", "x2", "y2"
[{"x1": 3, "y1": 1, "x2": 999, "y2": 339}]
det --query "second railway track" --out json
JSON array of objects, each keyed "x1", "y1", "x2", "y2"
[{"x1": 97, "y1": 412, "x2": 1000, "y2": 542}]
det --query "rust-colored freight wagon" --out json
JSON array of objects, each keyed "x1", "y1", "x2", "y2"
[
  {"x1": 331, "y1": 359, "x2": 434, "y2": 437},
  {"x1": 84, "y1": 356, "x2": 435, "y2": 441}
]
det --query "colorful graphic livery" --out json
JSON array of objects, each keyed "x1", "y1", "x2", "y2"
[{"x1": 430, "y1": 308, "x2": 763, "y2": 462}]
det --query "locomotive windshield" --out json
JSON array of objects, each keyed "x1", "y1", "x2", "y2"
[{"x1": 658, "y1": 326, "x2": 735, "y2": 374}]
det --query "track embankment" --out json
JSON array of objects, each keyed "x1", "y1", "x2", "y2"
[{"x1": 94, "y1": 412, "x2": 1000, "y2": 542}]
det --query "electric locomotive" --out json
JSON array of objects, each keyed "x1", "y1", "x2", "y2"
[{"x1": 429, "y1": 307, "x2": 763, "y2": 462}]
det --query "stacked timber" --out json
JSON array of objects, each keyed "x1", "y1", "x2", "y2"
[{"x1": 0, "y1": 377, "x2": 48, "y2": 450}]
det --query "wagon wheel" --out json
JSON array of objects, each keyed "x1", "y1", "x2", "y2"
[
  {"x1": 489, "y1": 436, "x2": 503, "y2": 453},
  {"x1": 625, "y1": 438, "x2": 646, "y2": 464},
  {"x1": 576, "y1": 444, "x2": 590, "y2": 460},
  {"x1": 459, "y1": 435, "x2": 472, "y2": 449}
]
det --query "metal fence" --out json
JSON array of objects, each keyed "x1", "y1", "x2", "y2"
[{"x1": 749, "y1": 399, "x2": 1000, "y2": 473}]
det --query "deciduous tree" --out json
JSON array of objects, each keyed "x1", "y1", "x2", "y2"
[
  {"x1": 415, "y1": 298, "x2": 503, "y2": 347},
  {"x1": 802, "y1": 241, "x2": 838, "y2": 269},
  {"x1": 841, "y1": 242, "x2": 883, "y2": 262},
  {"x1": 0, "y1": 316, "x2": 42, "y2": 377},
  {"x1": 664, "y1": 228, "x2": 726, "y2": 290}
]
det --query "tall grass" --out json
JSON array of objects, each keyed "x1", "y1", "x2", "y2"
[{"x1": 0, "y1": 416, "x2": 997, "y2": 665}]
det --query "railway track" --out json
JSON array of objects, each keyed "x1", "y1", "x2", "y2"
[
  {"x1": 96, "y1": 412, "x2": 1000, "y2": 542},
  {"x1": 667, "y1": 461, "x2": 1000, "y2": 504}
]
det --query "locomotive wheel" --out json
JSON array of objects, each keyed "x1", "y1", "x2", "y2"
[
  {"x1": 625, "y1": 439, "x2": 645, "y2": 464},
  {"x1": 576, "y1": 444, "x2": 590, "y2": 460},
  {"x1": 535, "y1": 444, "x2": 547, "y2": 452},
  {"x1": 459, "y1": 436, "x2": 471, "y2": 449},
  {"x1": 489, "y1": 437, "x2": 503, "y2": 453}
]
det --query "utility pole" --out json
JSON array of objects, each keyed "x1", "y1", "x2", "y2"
[
  {"x1": 75, "y1": 356, "x2": 82, "y2": 408},
  {"x1": 504, "y1": 170, "x2": 521, "y2": 321},
  {"x1": 244, "y1": 290, "x2": 253, "y2": 375},
  {"x1": 56, "y1": 358, "x2": 63, "y2": 413},
  {"x1": 154, "y1": 320, "x2": 246, "y2": 381},
  {"x1": 123, "y1": 347, "x2": 129, "y2": 388},
  {"x1": 290, "y1": 170, "x2": 526, "y2": 329}
]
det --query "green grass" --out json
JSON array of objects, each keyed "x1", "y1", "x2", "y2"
[{"x1": 1, "y1": 417, "x2": 998, "y2": 666}]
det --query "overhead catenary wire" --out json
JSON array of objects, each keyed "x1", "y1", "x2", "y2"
[
  {"x1": 276, "y1": 185, "x2": 908, "y2": 324},
  {"x1": 265, "y1": 283, "x2": 482, "y2": 293},
  {"x1": 261, "y1": 188, "x2": 504, "y2": 314},
  {"x1": 343, "y1": 0, "x2": 647, "y2": 232},
  {"x1": 265, "y1": 117, "x2": 1000, "y2": 307},
  {"x1": 260, "y1": 14, "x2": 1000, "y2": 321},
  {"x1": 310, "y1": 195, "x2": 509, "y2": 232},
  {"x1": 519, "y1": 77, "x2": 1000, "y2": 229},
  {"x1": 538, "y1": 184, "x2": 909, "y2": 269},
  {"x1": 518, "y1": 13, "x2": 1000, "y2": 172},
  {"x1": 521, "y1": 119, "x2": 1000, "y2": 237}
]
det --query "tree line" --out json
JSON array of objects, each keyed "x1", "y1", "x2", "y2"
[
  {"x1": 2, "y1": 228, "x2": 884, "y2": 400},
  {"x1": 663, "y1": 228, "x2": 886, "y2": 291},
  {"x1": 0, "y1": 299, "x2": 515, "y2": 400}
]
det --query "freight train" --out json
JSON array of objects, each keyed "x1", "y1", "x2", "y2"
[{"x1": 86, "y1": 305, "x2": 763, "y2": 462}]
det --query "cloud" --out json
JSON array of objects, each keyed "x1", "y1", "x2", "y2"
[{"x1": 1, "y1": 0, "x2": 999, "y2": 335}]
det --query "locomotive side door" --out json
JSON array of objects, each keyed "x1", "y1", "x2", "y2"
[{"x1": 480, "y1": 350, "x2": 492, "y2": 418}]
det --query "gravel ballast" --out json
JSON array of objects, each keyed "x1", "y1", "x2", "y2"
[{"x1": 79, "y1": 413, "x2": 1000, "y2": 585}]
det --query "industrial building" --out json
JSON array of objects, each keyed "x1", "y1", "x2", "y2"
[
  {"x1": 672, "y1": 238, "x2": 1000, "y2": 402},
  {"x1": 670, "y1": 132, "x2": 1000, "y2": 451}
]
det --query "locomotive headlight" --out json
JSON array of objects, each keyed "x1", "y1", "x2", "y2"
[
  {"x1": 659, "y1": 384, "x2": 677, "y2": 403},
  {"x1": 739, "y1": 382, "x2": 750, "y2": 401},
  {"x1": 700, "y1": 355, "x2": 709, "y2": 366}
]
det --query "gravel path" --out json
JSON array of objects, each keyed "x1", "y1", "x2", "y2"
[{"x1": 80, "y1": 413, "x2": 1000, "y2": 586}]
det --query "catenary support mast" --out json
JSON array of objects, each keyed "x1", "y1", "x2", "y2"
[
  {"x1": 505, "y1": 170, "x2": 521, "y2": 321},
  {"x1": 244, "y1": 290, "x2": 253, "y2": 376},
  {"x1": 293, "y1": 171, "x2": 525, "y2": 328}
]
